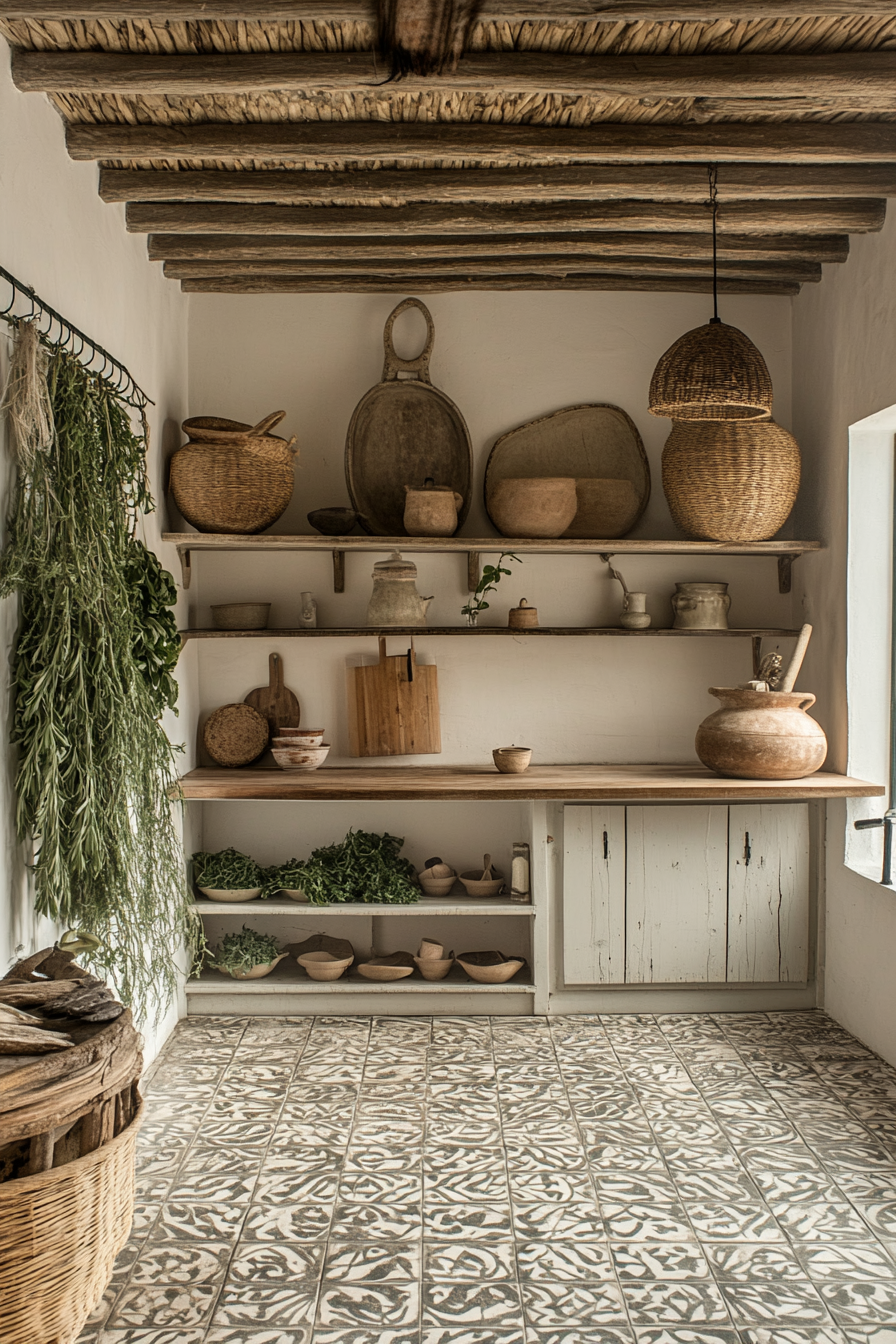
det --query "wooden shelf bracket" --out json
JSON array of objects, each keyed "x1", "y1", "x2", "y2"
[
  {"x1": 778, "y1": 554, "x2": 795, "y2": 593},
  {"x1": 467, "y1": 550, "x2": 480, "y2": 593},
  {"x1": 333, "y1": 549, "x2": 346, "y2": 593},
  {"x1": 178, "y1": 546, "x2": 192, "y2": 591}
]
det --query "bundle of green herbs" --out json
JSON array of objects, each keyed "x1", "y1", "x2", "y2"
[
  {"x1": 0, "y1": 330, "x2": 200, "y2": 1021},
  {"x1": 213, "y1": 926, "x2": 282, "y2": 975},
  {"x1": 298, "y1": 829, "x2": 419, "y2": 905},
  {"x1": 192, "y1": 848, "x2": 266, "y2": 891}
]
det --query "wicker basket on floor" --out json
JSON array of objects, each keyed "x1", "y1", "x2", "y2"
[
  {"x1": 0, "y1": 1098, "x2": 143, "y2": 1344},
  {"x1": 662, "y1": 418, "x2": 801, "y2": 541}
]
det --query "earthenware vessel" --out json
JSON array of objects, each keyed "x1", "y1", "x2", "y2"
[
  {"x1": 620, "y1": 591, "x2": 651, "y2": 630},
  {"x1": 696, "y1": 686, "x2": 827, "y2": 780},
  {"x1": 493, "y1": 746, "x2": 532, "y2": 774},
  {"x1": 508, "y1": 598, "x2": 539, "y2": 629},
  {"x1": 366, "y1": 551, "x2": 433, "y2": 627},
  {"x1": 403, "y1": 478, "x2": 464, "y2": 536},
  {"x1": 672, "y1": 580, "x2": 731, "y2": 630},
  {"x1": 488, "y1": 477, "x2": 577, "y2": 539}
]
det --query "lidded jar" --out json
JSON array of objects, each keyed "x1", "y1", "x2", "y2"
[
  {"x1": 672, "y1": 580, "x2": 731, "y2": 630},
  {"x1": 366, "y1": 551, "x2": 434, "y2": 628}
]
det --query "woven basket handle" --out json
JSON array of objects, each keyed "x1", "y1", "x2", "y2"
[
  {"x1": 382, "y1": 298, "x2": 435, "y2": 384},
  {"x1": 248, "y1": 410, "x2": 286, "y2": 437}
]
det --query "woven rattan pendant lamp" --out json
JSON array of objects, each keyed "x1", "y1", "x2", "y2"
[{"x1": 649, "y1": 166, "x2": 773, "y2": 422}]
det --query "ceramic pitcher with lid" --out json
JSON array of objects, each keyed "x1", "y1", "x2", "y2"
[{"x1": 366, "y1": 551, "x2": 434, "y2": 627}]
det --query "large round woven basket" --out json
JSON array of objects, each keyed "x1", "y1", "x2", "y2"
[
  {"x1": 649, "y1": 321, "x2": 774, "y2": 422},
  {"x1": 0, "y1": 1100, "x2": 143, "y2": 1344},
  {"x1": 169, "y1": 439, "x2": 295, "y2": 534},
  {"x1": 662, "y1": 419, "x2": 801, "y2": 541}
]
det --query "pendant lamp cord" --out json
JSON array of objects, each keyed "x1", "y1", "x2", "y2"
[{"x1": 708, "y1": 162, "x2": 720, "y2": 324}]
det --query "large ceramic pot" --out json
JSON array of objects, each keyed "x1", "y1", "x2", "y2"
[
  {"x1": 487, "y1": 477, "x2": 577, "y2": 538},
  {"x1": 696, "y1": 686, "x2": 827, "y2": 780}
]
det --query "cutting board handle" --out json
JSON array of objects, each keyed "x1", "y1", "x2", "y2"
[
  {"x1": 382, "y1": 298, "x2": 435, "y2": 385},
  {"x1": 269, "y1": 651, "x2": 284, "y2": 691}
]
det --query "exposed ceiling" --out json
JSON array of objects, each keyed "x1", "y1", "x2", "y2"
[{"x1": 3, "y1": 1, "x2": 896, "y2": 295}]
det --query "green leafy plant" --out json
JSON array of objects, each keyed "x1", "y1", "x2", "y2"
[
  {"x1": 0, "y1": 341, "x2": 201, "y2": 1021},
  {"x1": 461, "y1": 552, "x2": 521, "y2": 623},
  {"x1": 192, "y1": 848, "x2": 266, "y2": 891},
  {"x1": 298, "y1": 829, "x2": 419, "y2": 905},
  {"x1": 213, "y1": 925, "x2": 282, "y2": 975},
  {"x1": 262, "y1": 858, "x2": 305, "y2": 897}
]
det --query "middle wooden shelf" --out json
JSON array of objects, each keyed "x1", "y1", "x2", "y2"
[
  {"x1": 193, "y1": 898, "x2": 534, "y2": 916},
  {"x1": 181, "y1": 625, "x2": 803, "y2": 641}
]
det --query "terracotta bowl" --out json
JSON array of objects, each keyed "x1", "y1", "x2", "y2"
[
  {"x1": 418, "y1": 872, "x2": 457, "y2": 897},
  {"x1": 417, "y1": 938, "x2": 445, "y2": 960},
  {"x1": 413, "y1": 955, "x2": 454, "y2": 981},
  {"x1": 459, "y1": 869, "x2": 505, "y2": 898},
  {"x1": 357, "y1": 961, "x2": 415, "y2": 981},
  {"x1": 297, "y1": 951, "x2": 352, "y2": 981},
  {"x1": 456, "y1": 951, "x2": 525, "y2": 984},
  {"x1": 488, "y1": 476, "x2": 577, "y2": 539},
  {"x1": 198, "y1": 886, "x2": 262, "y2": 902},
  {"x1": 214, "y1": 953, "x2": 287, "y2": 980},
  {"x1": 272, "y1": 743, "x2": 330, "y2": 772},
  {"x1": 493, "y1": 747, "x2": 532, "y2": 774}
]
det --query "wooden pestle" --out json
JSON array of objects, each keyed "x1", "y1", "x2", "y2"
[{"x1": 779, "y1": 624, "x2": 813, "y2": 693}]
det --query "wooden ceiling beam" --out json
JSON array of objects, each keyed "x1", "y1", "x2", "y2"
[
  {"x1": 162, "y1": 255, "x2": 821, "y2": 281},
  {"x1": 66, "y1": 120, "x2": 896, "y2": 165},
  {"x1": 16, "y1": 48, "x2": 896, "y2": 100},
  {"x1": 3, "y1": 0, "x2": 896, "y2": 20},
  {"x1": 178, "y1": 274, "x2": 802, "y2": 295},
  {"x1": 147, "y1": 230, "x2": 850, "y2": 263},
  {"x1": 125, "y1": 197, "x2": 886, "y2": 235},
  {"x1": 100, "y1": 165, "x2": 896, "y2": 206}
]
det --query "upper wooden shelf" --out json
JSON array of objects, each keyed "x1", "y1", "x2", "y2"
[
  {"x1": 162, "y1": 533, "x2": 821, "y2": 595},
  {"x1": 181, "y1": 626, "x2": 803, "y2": 641},
  {"x1": 177, "y1": 763, "x2": 883, "y2": 802}
]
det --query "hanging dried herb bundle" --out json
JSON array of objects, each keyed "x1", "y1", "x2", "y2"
[{"x1": 0, "y1": 333, "x2": 200, "y2": 1021}]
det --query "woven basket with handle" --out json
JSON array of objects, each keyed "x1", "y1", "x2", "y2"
[
  {"x1": 662, "y1": 419, "x2": 801, "y2": 541},
  {"x1": 170, "y1": 412, "x2": 297, "y2": 534}
]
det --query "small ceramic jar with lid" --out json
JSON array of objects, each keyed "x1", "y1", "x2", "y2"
[{"x1": 508, "y1": 598, "x2": 539, "y2": 629}]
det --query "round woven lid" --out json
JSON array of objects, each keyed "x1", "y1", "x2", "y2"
[
  {"x1": 649, "y1": 320, "x2": 773, "y2": 422},
  {"x1": 204, "y1": 703, "x2": 269, "y2": 767}
]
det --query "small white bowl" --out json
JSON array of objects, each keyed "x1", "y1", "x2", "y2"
[
  {"x1": 198, "y1": 887, "x2": 262, "y2": 902},
  {"x1": 277, "y1": 727, "x2": 325, "y2": 746},
  {"x1": 272, "y1": 743, "x2": 330, "y2": 772}
]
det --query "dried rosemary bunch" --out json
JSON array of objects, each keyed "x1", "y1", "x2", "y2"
[{"x1": 0, "y1": 339, "x2": 201, "y2": 1022}]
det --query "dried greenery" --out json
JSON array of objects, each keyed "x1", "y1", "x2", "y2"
[
  {"x1": 213, "y1": 926, "x2": 282, "y2": 976},
  {"x1": 298, "y1": 829, "x2": 419, "y2": 905},
  {"x1": 0, "y1": 340, "x2": 201, "y2": 1021},
  {"x1": 192, "y1": 847, "x2": 266, "y2": 892}
]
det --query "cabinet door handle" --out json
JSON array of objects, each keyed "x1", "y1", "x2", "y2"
[
  {"x1": 744, "y1": 831, "x2": 752, "y2": 866},
  {"x1": 603, "y1": 830, "x2": 609, "y2": 861}
]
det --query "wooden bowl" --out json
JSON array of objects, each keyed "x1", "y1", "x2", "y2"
[
  {"x1": 459, "y1": 869, "x2": 505, "y2": 897},
  {"x1": 297, "y1": 951, "x2": 352, "y2": 981},
  {"x1": 308, "y1": 507, "x2": 359, "y2": 536},
  {"x1": 272, "y1": 743, "x2": 330, "y2": 772},
  {"x1": 288, "y1": 934, "x2": 354, "y2": 963},
  {"x1": 274, "y1": 731, "x2": 325, "y2": 748},
  {"x1": 413, "y1": 955, "x2": 454, "y2": 981},
  {"x1": 418, "y1": 872, "x2": 457, "y2": 897},
  {"x1": 357, "y1": 952, "x2": 416, "y2": 982},
  {"x1": 214, "y1": 953, "x2": 287, "y2": 980},
  {"x1": 493, "y1": 746, "x2": 532, "y2": 774},
  {"x1": 198, "y1": 887, "x2": 262, "y2": 903},
  {"x1": 210, "y1": 602, "x2": 271, "y2": 631},
  {"x1": 456, "y1": 951, "x2": 525, "y2": 984}
]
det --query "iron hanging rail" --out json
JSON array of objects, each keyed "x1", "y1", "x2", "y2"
[{"x1": 0, "y1": 263, "x2": 152, "y2": 412}]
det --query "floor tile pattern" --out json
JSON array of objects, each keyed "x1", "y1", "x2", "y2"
[{"x1": 77, "y1": 1010, "x2": 896, "y2": 1344}]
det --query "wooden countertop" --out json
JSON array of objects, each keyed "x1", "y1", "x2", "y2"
[{"x1": 177, "y1": 763, "x2": 884, "y2": 801}]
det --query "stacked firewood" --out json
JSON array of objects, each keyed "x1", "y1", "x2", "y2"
[{"x1": 0, "y1": 946, "x2": 124, "y2": 1057}]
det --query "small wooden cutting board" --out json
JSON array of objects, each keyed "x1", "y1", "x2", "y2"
[
  {"x1": 348, "y1": 638, "x2": 440, "y2": 757},
  {"x1": 244, "y1": 652, "x2": 301, "y2": 737}
]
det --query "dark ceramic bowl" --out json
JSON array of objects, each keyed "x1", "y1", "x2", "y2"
[{"x1": 308, "y1": 507, "x2": 359, "y2": 536}]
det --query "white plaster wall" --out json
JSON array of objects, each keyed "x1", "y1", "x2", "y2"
[
  {"x1": 793, "y1": 210, "x2": 896, "y2": 1066},
  {"x1": 187, "y1": 292, "x2": 794, "y2": 783},
  {"x1": 0, "y1": 41, "x2": 194, "y2": 1062}
]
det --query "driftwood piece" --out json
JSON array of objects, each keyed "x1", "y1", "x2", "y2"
[
  {"x1": 0, "y1": 1025, "x2": 74, "y2": 1055},
  {"x1": 0, "y1": 1005, "x2": 43, "y2": 1026},
  {"x1": 0, "y1": 980, "x2": 85, "y2": 1006}
]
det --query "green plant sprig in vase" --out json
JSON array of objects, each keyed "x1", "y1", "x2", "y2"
[{"x1": 461, "y1": 552, "x2": 521, "y2": 627}]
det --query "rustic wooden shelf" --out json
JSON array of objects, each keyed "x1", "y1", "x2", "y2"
[
  {"x1": 193, "y1": 895, "x2": 534, "y2": 915},
  {"x1": 163, "y1": 532, "x2": 822, "y2": 595},
  {"x1": 187, "y1": 961, "x2": 534, "y2": 994},
  {"x1": 177, "y1": 763, "x2": 884, "y2": 802},
  {"x1": 181, "y1": 625, "x2": 803, "y2": 640}
]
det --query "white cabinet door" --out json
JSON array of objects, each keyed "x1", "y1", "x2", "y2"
[
  {"x1": 562, "y1": 805, "x2": 626, "y2": 984},
  {"x1": 727, "y1": 803, "x2": 810, "y2": 983},
  {"x1": 626, "y1": 805, "x2": 728, "y2": 984}
]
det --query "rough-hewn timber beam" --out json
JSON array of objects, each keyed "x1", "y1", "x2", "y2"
[
  {"x1": 178, "y1": 274, "x2": 802, "y2": 295},
  {"x1": 66, "y1": 120, "x2": 896, "y2": 166},
  {"x1": 126, "y1": 198, "x2": 886, "y2": 236},
  {"x1": 16, "y1": 49, "x2": 896, "y2": 100},
  {"x1": 100, "y1": 165, "x2": 896, "y2": 206},
  {"x1": 163, "y1": 255, "x2": 822, "y2": 281},
  {"x1": 2, "y1": 0, "x2": 895, "y2": 20},
  {"x1": 147, "y1": 230, "x2": 850, "y2": 263}
]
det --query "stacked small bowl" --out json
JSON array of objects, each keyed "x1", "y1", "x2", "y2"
[{"x1": 272, "y1": 726, "x2": 330, "y2": 772}]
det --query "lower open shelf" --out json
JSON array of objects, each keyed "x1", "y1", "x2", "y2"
[
  {"x1": 188, "y1": 961, "x2": 533, "y2": 995},
  {"x1": 192, "y1": 895, "x2": 533, "y2": 916}
]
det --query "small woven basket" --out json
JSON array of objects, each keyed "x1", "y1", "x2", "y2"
[
  {"x1": 170, "y1": 414, "x2": 297, "y2": 534},
  {"x1": 662, "y1": 419, "x2": 801, "y2": 541},
  {"x1": 649, "y1": 321, "x2": 774, "y2": 422},
  {"x1": 0, "y1": 1101, "x2": 143, "y2": 1344},
  {"x1": 204, "y1": 703, "x2": 269, "y2": 767}
]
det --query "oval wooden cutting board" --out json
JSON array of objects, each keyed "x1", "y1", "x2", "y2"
[{"x1": 346, "y1": 298, "x2": 473, "y2": 537}]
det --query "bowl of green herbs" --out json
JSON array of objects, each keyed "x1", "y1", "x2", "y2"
[
  {"x1": 212, "y1": 926, "x2": 286, "y2": 979},
  {"x1": 193, "y1": 848, "x2": 265, "y2": 902}
]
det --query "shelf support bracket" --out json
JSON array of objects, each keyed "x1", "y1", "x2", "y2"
[
  {"x1": 467, "y1": 551, "x2": 480, "y2": 593},
  {"x1": 178, "y1": 547, "x2": 192, "y2": 591},
  {"x1": 333, "y1": 549, "x2": 345, "y2": 594},
  {"x1": 777, "y1": 554, "x2": 795, "y2": 594},
  {"x1": 752, "y1": 635, "x2": 763, "y2": 678}
]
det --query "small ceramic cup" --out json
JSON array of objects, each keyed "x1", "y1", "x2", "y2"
[{"x1": 493, "y1": 747, "x2": 532, "y2": 774}]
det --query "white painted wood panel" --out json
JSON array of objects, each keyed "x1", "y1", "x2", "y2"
[
  {"x1": 727, "y1": 803, "x2": 810, "y2": 983},
  {"x1": 626, "y1": 805, "x2": 728, "y2": 984},
  {"x1": 563, "y1": 805, "x2": 626, "y2": 985}
]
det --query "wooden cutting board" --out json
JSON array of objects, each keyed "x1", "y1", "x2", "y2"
[
  {"x1": 244, "y1": 652, "x2": 301, "y2": 737},
  {"x1": 348, "y1": 638, "x2": 441, "y2": 757}
]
